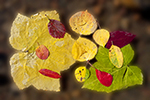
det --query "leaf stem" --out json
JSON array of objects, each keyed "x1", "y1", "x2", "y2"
[
  {"x1": 87, "y1": 60, "x2": 96, "y2": 69},
  {"x1": 45, "y1": 14, "x2": 50, "y2": 21},
  {"x1": 96, "y1": 20, "x2": 101, "y2": 29}
]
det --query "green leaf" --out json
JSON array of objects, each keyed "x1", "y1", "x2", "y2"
[
  {"x1": 83, "y1": 45, "x2": 143, "y2": 93},
  {"x1": 121, "y1": 44, "x2": 134, "y2": 65},
  {"x1": 95, "y1": 46, "x2": 114, "y2": 67},
  {"x1": 82, "y1": 63, "x2": 143, "y2": 93}
]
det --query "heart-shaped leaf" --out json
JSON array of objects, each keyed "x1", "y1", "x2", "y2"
[{"x1": 106, "y1": 31, "x2": 136, "y2": 49}]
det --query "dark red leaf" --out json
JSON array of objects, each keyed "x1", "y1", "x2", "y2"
[
  {"x1": 96, "y1": 69, "x2": 113, "y2": 87},
  {"x1": 48, "y1": 19, "x2": 66, "y2": 39},
  {"x1": 39, "y1": 69, "x2": 61, "y2": 79},
  {"x1": 106, "y1": 31, "x2": 136, "y2": 49}
]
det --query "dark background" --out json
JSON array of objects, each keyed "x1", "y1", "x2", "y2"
[{"x1": 0, "y1": 0, "x2": 150, "y2": 100}]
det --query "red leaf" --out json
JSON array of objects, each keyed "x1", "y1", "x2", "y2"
[
  {"x1": 39, "y1": 69, "x2": 61, "y2": 79},
  {"x1": 106, "y1": 31, "x2": 136, "y2": 49},
  {"x1": 48, "y1": 19, "x2": 66, "y2": 39},
  {"x1": 36, "y1": 45, "x2": 49, "y2": 60},
  {"x1": 96, "y1": 69, "x2": 113, "y2": 87}
]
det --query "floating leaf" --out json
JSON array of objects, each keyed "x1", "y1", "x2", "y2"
[
  {"x1": 96, "y1": 69, "x2": 113, "y2": 87},
  {"x1": 72, "y1": 37, "x2": 97, "y2": 61},
  {"x1": 69, "y1": 10, "x2": 97, "y2": 35},
  {"x1": 106, "y1": 31, "x2": 136, "y2": 49},
  {"x1": 75, "y1": 66, "x2": 90, "y2": 82},
  {"x1": 82, "y1": 46, "x2": 143, "y2": 93},
  {"x1": 39, "y1": 69, "x2": 61, "y2": 79},
  {"x1": 109, "y1": 45, "x2": 123, "y2": 68},
  {"x1": 48, "y1": 19, "x2": 66, "y2": 38},
  {"x1": 9, "y1": 11, "x2": 75, "y2": 91},
  {"x1": 93, "y1": 29, "x2": 110, "y2": 47},
  {"x1": 36, "y1": 45, "x2": 49, "y2": 60}
]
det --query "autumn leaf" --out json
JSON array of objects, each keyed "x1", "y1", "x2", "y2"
[
  {"x1": 74, "y1": 66, "x2": 90, "y2": 82},
  {"x1": 106, "y1": 31, "x2": 136, "y2": 49},
  {"x1": 47, "y1": 17, "x2": 66, "y2": 38},
  {"x1": 95, "y1": 69, "x2": 113, "y2": 87},
  {"x1": 72, "y1": 37, "x2": 97, "y2": 61},
  {"x1": 9, "y1": 11, "x2": 75, "y2": 91},
  {"x1": 109, "y1": 45, "x2": 123, "y2": 68},
  {"x1": 82, "y1": 45, "x2": 143, "y2": 93},
  {"x1": 93, "y1": 29, "x2": 110, "y2": 47},
  {"x1": 69, "y1": 10, "x2": 97, "y2": 35},
  {"x1": 39, "y1": 69, "x2": 61, "y2": 79},
  {"x1": 36, "y1": 45, "x2": 49, "y2": 60}
]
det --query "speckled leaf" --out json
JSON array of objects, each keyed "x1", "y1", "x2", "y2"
[
  {"x1": 75, "y1": 66, "x2": 90, "y2": 82},
  {"x1": 109, "y1": 45, "x2": 123, "y2": 68},
  {"x1": 72, "y1": 37, "x2": 97, "y2": 62},
  {"x1": 106, "y1": 31, "x2": 136, "y2": 49},
  {"x1": 9, "y1": 11, "x2": 75, "y2": 91},
  {"x1": 69, "y1": 10, "x2": 97, "y2": 35}
]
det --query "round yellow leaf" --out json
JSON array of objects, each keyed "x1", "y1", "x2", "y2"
[
  {"x1": 72, "y1": 37, "x2": 97, "y2": 61},
  {"x1": 93, "y1": 29, "x2": 110, "y2": 47},
  {"x1": 69, "y1": 10, "x2": 97, "y2": 35},
  {"x1": 75, "y1": 66, "x2": 86, "y2": 82},
  {"x1": 109, "y1": 45, "x2": 123, "y2": 68}
]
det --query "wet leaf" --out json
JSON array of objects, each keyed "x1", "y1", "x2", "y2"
[
  {"x1": 72, "y1": 37, "x2": 97, "y2": 61},
  {"x1": 75, "y1": 66, "x2": 90, "y2": 82},
  {"x1": 109, "y1": 45, "x2": 123, "y2": 68},
  {"x1": 95, "y1": 69, "x2": 113, "y2": 87},
  {"x1": 48, "y1": 19, "x2": 66, "y2": 38},
  {"x1": 93, "y1": 29, "x2": 110, "y2": 47},
  {"x1": 39, "y1": 69, "x2": 61, "y2": 79},
  {"x1": 36, "y1": 45, "x2": 49, "y2": 60},
  {"x1": 9, "y1": 11, "x2": 75, "y2": 91},
  {"x1": 69, "y1": 10, "x2": 97, "y2": 35},
  {"x1": 106, "y1": 31, "x2": 136, "y2": 49}
]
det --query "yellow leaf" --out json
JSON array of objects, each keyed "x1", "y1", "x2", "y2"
[
  {"x1": 109, "y1": 45, "x2": 123, "y2": 68},
  {"x1": 9, "y1": 11, "x2": 75, "y2": 91},
  {"x1": 69, "y1": 10, "x2": 97, "y2": 35},
  {"x1": 75, "y1": 66, "x2": 86, "y2": 82},
  {"x1": 93, "y1": 29, "x2": 110, "y2": 47},
  {"x1": 72, "y1": 37, "x2": 97, "y2": 62}
]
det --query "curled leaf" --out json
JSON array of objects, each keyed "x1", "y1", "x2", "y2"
[
  {"x1": 48, "y1": 19, "x2": 66, "y2": 38},
  {"x1": 39, "y1": 69, "x2": 61, "y2": 79},
  {"x1": 72, "y1": 37, "x2": 97, "y2": 62},
  {"x1": 36, "y1": 45, "x2": 49, "y2": 60},
  {"x1": 109, "y1": 45, "x2": 123, "y2": 68},
  {"x1": 96, "y1": 69, "x2": 113, "y2": 87},
  {"x1": 75, "y1": 66, "x2": 89, "y2": 82},
  {"x1": 69, "y1": 10, "x2": 97, "y2": 35},
  {"x1": 93, "y1": 29, "x2": 110, "y2": 47},
  {"x1": 106, "y1": 31, "x2": 136, "y2": 49}
]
